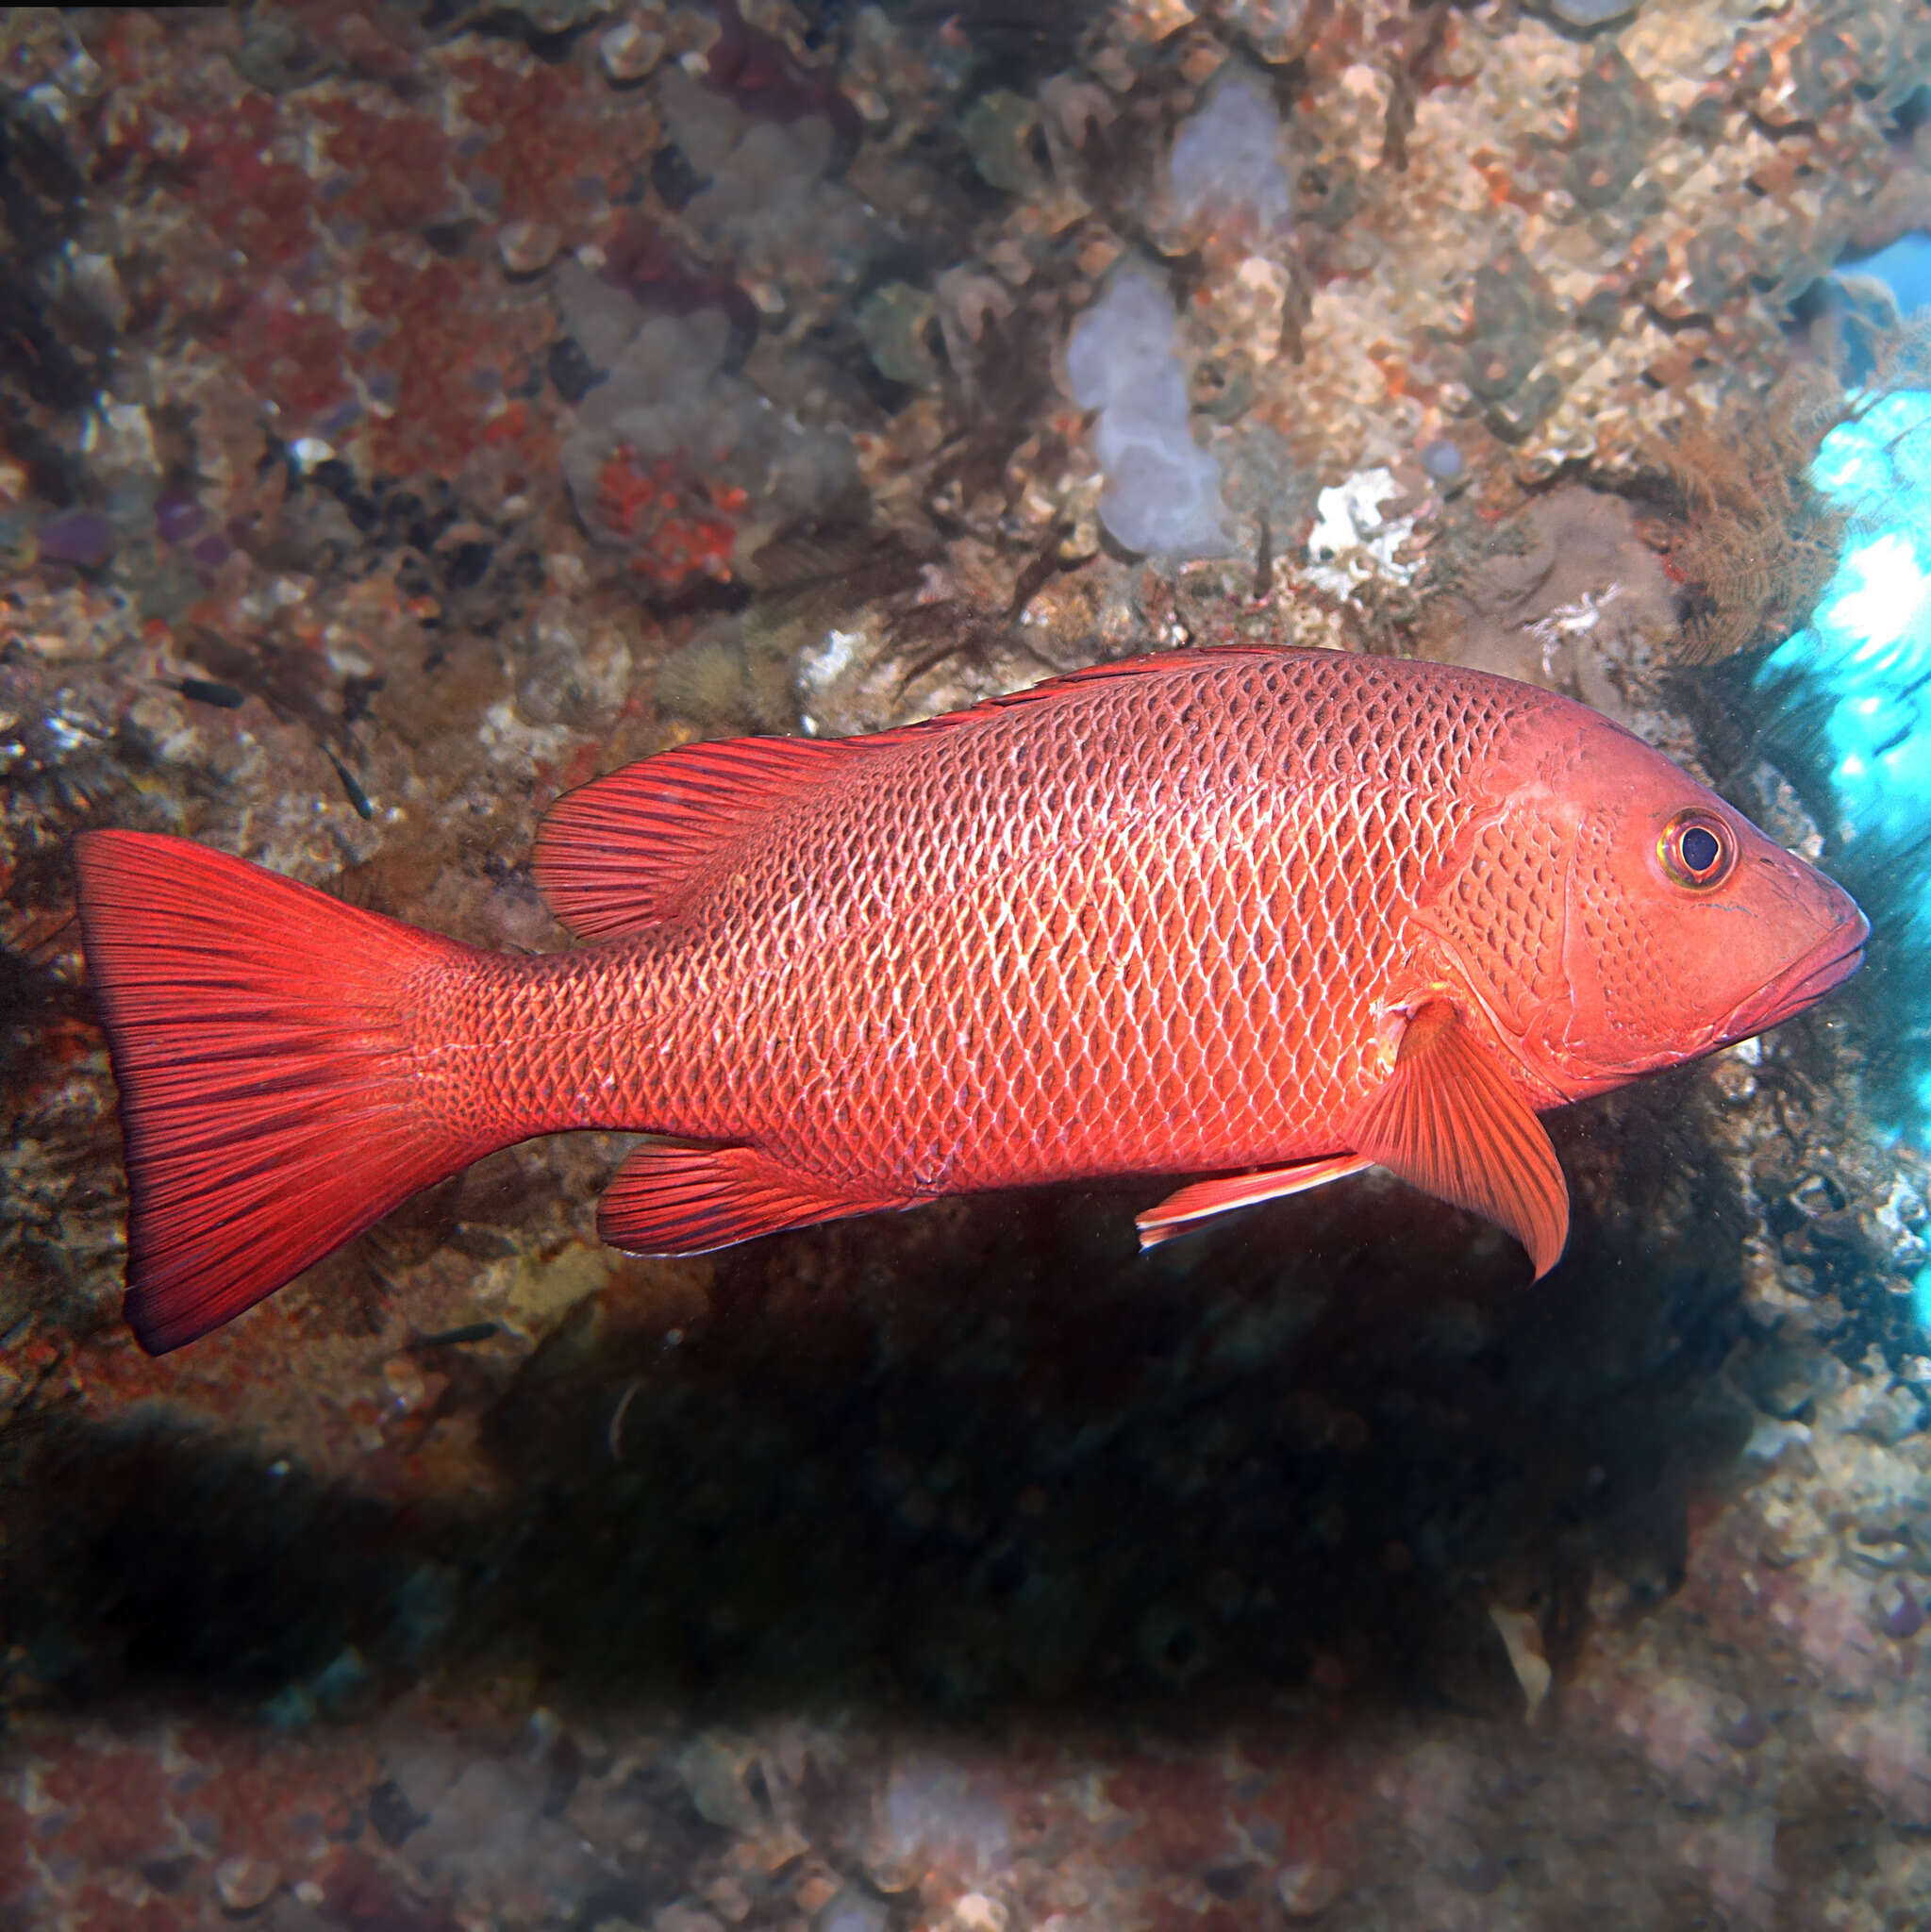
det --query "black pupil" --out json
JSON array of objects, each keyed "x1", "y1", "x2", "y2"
[{"x1": 1680, "y1": 824, "x2": 1722, "y2": 874}]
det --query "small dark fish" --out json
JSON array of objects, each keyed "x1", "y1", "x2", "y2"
[
  {"x1": 323, "y1": 745, "x2": 374, "y2": 820},
  {"x1": 175, "y1": 677, "x2": 248, "y2": 710},
  {"x1": 1253, "y1": 509, "x2": 1273, "y2": 600},
  {"x1": 409, "y1": 1321, "x2": 500, "y2": 1349},
  {"x1": 180, "y1": 622, "x2": 339, "y2": 744}
]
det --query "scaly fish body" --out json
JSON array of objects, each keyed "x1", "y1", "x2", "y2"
[
  {"x1": 444, "y1": 654, "x2": 1543, "y2": 1173},
  {"x1": 75, "y1": 648, "x2": 1867, "y2": 1354}
]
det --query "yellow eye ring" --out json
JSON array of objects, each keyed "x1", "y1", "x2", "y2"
[{"x1": 1658, "y1": 808, "x2": 1736, "y2": 891}]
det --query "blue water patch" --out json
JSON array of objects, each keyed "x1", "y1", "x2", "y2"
[
  {"x1": 1757, "y1": 388, "x2": 1931, "y2": 1115},
  {"x1": 1759, "y1": 390, "x2": 1931, "y2": 847},
  {"x1": 1841, "y1": 231, "x2": 1931, "y2": 316}
]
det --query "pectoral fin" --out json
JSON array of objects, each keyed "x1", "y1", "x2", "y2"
[
  {"x1": 1137, "y1": 1155, "x2": 1374, "y2": 1248},
  {"x1": 1345, "y1": 999, "x2": 1569, "y2": 1278}
]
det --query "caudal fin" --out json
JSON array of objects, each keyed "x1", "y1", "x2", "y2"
[{"x1": 75, "y1": 830, "x2": 486, "y2": 1354}]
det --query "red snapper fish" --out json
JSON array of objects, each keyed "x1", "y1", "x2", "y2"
[{"x1": 74, "y1": 646, "x2": 1866, "y2": 1355}]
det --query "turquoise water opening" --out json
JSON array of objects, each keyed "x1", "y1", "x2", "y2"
[{"x1": 1756, "y1": 382, "x2": 1931, "y2": 1124}]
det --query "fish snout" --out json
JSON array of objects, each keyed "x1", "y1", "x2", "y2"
[{"x1": 1719, "y1": 885, "x2": 1869, "y2": 1042}]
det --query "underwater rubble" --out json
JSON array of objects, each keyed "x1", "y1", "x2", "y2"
[{"x1": 5, "y1": 0, "x2": 1931, "y2": 1927}]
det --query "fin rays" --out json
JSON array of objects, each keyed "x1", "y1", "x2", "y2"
[{"x1": 1346, "y1": 1000, "x2": 1569, "y2": 1279}]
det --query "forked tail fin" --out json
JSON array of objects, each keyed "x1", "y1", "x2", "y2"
[{"x1": 75, "y1": 830, "x2": 491, "y2": 1354}]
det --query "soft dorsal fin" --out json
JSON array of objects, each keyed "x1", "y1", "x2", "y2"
[
  {"x1": 534, "y1": 647, "x2": 1293, "y2": 940},
  {"x1": 533, "y1": 736, "x2": 860, "y2": 939},
  {"x1": 1345, "y1": 1000, "x2": 1569, "y2": 1278}
]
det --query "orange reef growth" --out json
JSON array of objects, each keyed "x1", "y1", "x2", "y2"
[{"x1": 594, "y1": 445, "x2": 745, "y2": 590}]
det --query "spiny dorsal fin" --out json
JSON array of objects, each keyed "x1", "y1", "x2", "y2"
[{"x1": 533, "y1": 647, "x2": 1292, "y2": 940}]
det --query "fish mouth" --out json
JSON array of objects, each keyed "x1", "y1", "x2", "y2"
[{"x1": 1720, "y1": 908, "x2": 1871, "y2": 1043}]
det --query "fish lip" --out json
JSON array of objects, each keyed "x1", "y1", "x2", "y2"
[{"x1": 1720, "y1": 910, "x2": 1871, "y2": 1043}]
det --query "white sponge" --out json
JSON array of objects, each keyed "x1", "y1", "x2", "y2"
[
  {"x1": 1067, "y1": 265, "x2": 1229, "y2": 559},
  {"x1": 1171, "y1": 65, "x2": 1291, "y2": 238}
]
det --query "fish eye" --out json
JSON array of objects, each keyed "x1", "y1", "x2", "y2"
[{"x1": 1658, "y1": 808, "x2": 1736, "y2": 891}]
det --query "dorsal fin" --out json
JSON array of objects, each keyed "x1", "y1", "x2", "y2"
[
  {"x1": 534, "y1": 647, "x2": 1292, "y2": 940},
  {"x1": 533, "y1": 735, "x2": 859, "y2": 939}
]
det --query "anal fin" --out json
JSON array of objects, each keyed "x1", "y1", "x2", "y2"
[
  {"x1": 1345, "y1": 999, "x2": 1569, "y2": 1278},
  {"x1": 1137, "y1": 1155, "x2": 1373, "y2": 1249},
  {"x1": 599, "y1": 1141, "x2": 901, "y2": 1256}
]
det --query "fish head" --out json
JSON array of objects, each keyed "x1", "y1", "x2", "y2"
[{"x1": 1459, "y1": 711, "x2": 1867, "y2": 1099}]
